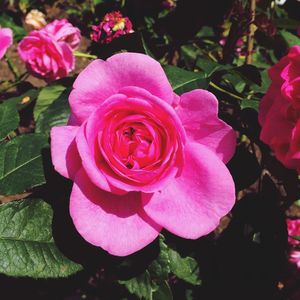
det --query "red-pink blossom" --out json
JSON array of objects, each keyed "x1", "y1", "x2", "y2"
[
  {"x1": 0, "y1": 27, "x2": 13, "y2": 60},
  {"x1": 50, "y1": 52, "x2": 236, "y2": 256},
  {"x1": 91, "y1": 11, "x2": 133, "y2": 44},
  {"x1": 259, "y1": 46, "x2": 300, "y2": 173}
]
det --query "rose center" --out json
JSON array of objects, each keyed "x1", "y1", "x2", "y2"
[{"x1": 114, "y1": 122, "x2": 155, "y2": 169}]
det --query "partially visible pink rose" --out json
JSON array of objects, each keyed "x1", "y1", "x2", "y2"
[
  {"x1": 50, "y1": 52, "x2": 236, "y2": 256},
  {"x1": 0, "y1": 27, "x2": 13, "y2": 60},
  {"x1": 18, "y1": 30, "x2": 74, "y2": 81},
  {"x1": 289, "y1": 250, "x2": 300, "y2": 268},
  {"x1": 42, "y1": 19, "x2": 81, "y2": 50},
  {"x1": 91, "y1": 11, "x2": 133, "y2": 44},
  {"x1": 259, "y1": 46, "x2": 300, "y2": 173},
  {"x1": 287, "y1": 219, "x2": 300, "y2": 245}
]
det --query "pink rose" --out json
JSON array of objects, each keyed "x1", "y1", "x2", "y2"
[
  {"x1": 50, "y1": 53, "x2": 236, "y2": 256},
  {"x1": 18, "y1": 30, "x2": 74, "y2": 81},
  {"x1": 259, "y1": 46, "x2": 300, "y2": 172},
  {"x1": 42, "y1": 19, "x2": 81, "y2": 50},
  {"x1": 0, "y1": 27, "x2": 13, "y2": 60},
  {"x1": 287, "y1": 219, "x2": 300, "y2": 246}
]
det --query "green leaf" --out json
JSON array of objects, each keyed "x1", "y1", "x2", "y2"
[
  {"x1": 148, "y1": 235, "x2": 171, "y2": 281},
  {"x1": 168, "y1": 248, "x2": 201, "y2": 285},
  {"x1": 4, "y1": 89, "x2": 39, "y2": 111},
  {"x1": 164, "y1": 65, "x2": 209, "y2": 95},
  {"x1": 196, "y1": 57, "x2": 227, "y2": 77},
  {"x1": 34, "y1": 85, "x2": 66, "y2": 121},
  {"x1": 119, "y1": 270, "x2": 154, "y2": 300},
  {"x1": 280, "y1": 30, "x2": 300, "y2": 48},
  {"x1": 0, "y1": 198, "x2": 82, "y2": 278},
  {"x1": 241, "y1": 99, "x2": 260, "y2": 111},
  {"x1": 0, "y1": 13, "x2": 26, "y2": 41},
  {"x1": 153, "y1": 281, "x2": 173, "y2": 300},
  {"x1": 291, "y1": 235, "x2": 300, "y2": 242},
  {"x1": 0, "y1": 100, "x2": 19, "y2": 140},
  {"x1": 35, "y1": 88, "x2": 71, "y2": 135},
  {"x1": 294, "y1": 199, "x2": 300, "y2": 207},
  {"x1": 0, "y1": 134, "x2": 48, "y2": 195}
]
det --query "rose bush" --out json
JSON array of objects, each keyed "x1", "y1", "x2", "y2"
[
  {"x1": 18, "y1": 19, "x2": 80, "y2": 81},
  {"x1": 0, "y1": 27, "x2": 13, "y2": 60},
  {"x1": 50, "y1": 52, "x2": 236, "y2": 256},
  {"x1": 259, "y1": 46, "x2": 300, "y2": 173}
]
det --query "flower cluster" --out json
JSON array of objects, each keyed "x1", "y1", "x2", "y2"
[
  {"x1": 91, "y1": 11, "x2": 133, "y2": 45},
  {"x1": 51, "y1": 52, "x2": 236, "y2": 256},
  {"x1": 0, "y1": 27, "x2": 13, "y2": 60},
  {"x1": 18, "y1": 19, "x2": 81, "y2": 81},
  {"x1": 259, "y1": 46, "x2": 300, "y2": 173}
]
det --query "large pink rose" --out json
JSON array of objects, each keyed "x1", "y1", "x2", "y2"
[
  {"x1": 42, "y1": 19, "x2": 81, "y2": 50},
  {"x1": 18, "y1": 30, "x2": 74, "y2": 81},
  {"x1": 259, "y1": 46, "x2": 300, "y2": 172},
  {"x1": 0, "y1": 27, "x2": 13, "y2": 60},
  {"x1": 50, "y1": 53, "x2": 236, "y2": 256}
]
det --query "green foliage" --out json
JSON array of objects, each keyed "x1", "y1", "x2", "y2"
[
  {"x1": 0, "y1": 134, "x2": 48, "y2": 195},
  {"x1": 0, "y1": 13, "x2": 26, "y2": 41},
  {"x1": 119, "y1": 271, "x2": 154, "y2": 300},
  {"x1": 164, "y1": 65, "x2": 209, "y2": 95},
  {"x1": 0, "y1": 100, "x2": 19, "y2": 140},
  {"x1": 0, "y1": 198, "x2": 82, "y2": 278},
  {"x1": 168, "y1": 248, "x2": 201, "y2": 285},
  {"x1": 280, "y1": 30, "x2": 300, "y2": 48},
  {"x1": 35, "y1": 88, "x2": 71, "y2": 135},
  {"x1": 120, "y1": 236, "x2": 201, "y2": 299},
  {"x1": 34, "y1": 85, "x2": 66, "y2": 121}
]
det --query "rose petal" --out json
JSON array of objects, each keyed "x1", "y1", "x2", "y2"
[
  {"x1": 70, "y1": 168, "x2": 162, "y2": 256},
  {"x1": 69, "y1": 52, "x2": 175, "y2": 124},
  {"x1": 50, "y1": 125, "x2": 81, "y2": 179},
  {"x1": 176, "y1": 89, "x2": 236, "y2": 163},
  {"x1": 0, "y1": 28, "x2": 13, "y2": 60},
  {"x1": 142, "y1": 142, "x2": 235, "y2": 239}
]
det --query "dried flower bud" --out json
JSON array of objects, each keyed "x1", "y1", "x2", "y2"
[{"x1": 25, "y1": 9, "x2": 47, "y2": 30}]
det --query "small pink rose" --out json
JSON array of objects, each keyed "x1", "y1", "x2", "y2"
[
  {"x1": 0, "y1": 27, "x2": 13, "y2": 60},
  {"x1": 50, "y1": 52, "x2": 236, "y2": 256},
  {"x1": 42, "y1": 19, "x2": 81, "y2": 50},
  {"x1": 18, "y1": 30, "x2": 74, "y2": 81}
]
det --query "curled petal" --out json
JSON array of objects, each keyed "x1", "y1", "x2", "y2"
[
  {"x1": 142, "y1": 142, "x2": 235, "y2": 239},
  {"x1": 50, "y1": 125, "x2": 81, "y2": 179},
  {"x1": 70, "y1": 168, "x2": 162, "y2": 256},
  {"x1": 177, "y1": 90, "x2": 236, "y2": 163},
  {"x1": 69, "y1": 52, "x2": 175, "y2": 124}
]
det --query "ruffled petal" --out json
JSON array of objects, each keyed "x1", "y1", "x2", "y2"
[
  {"x1": 142, "y1": 142, "x2": 235, "y2": 239},
  {"x1": 176, "y1": 90, "x2": 236, "y2": 163},
  {"x1": 69, "y1": 52, "x2": 175, "y2": 124},
  {"x1": 70, "y1": 168, "x2": 162, "y2": 256},
  {"x1": 50, "y1": 125, "x2": 81, "y2": 179}
]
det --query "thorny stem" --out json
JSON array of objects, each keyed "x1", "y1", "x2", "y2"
[{"x1": 246, "y1": 0, "x2": 256, "y2": 64}]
